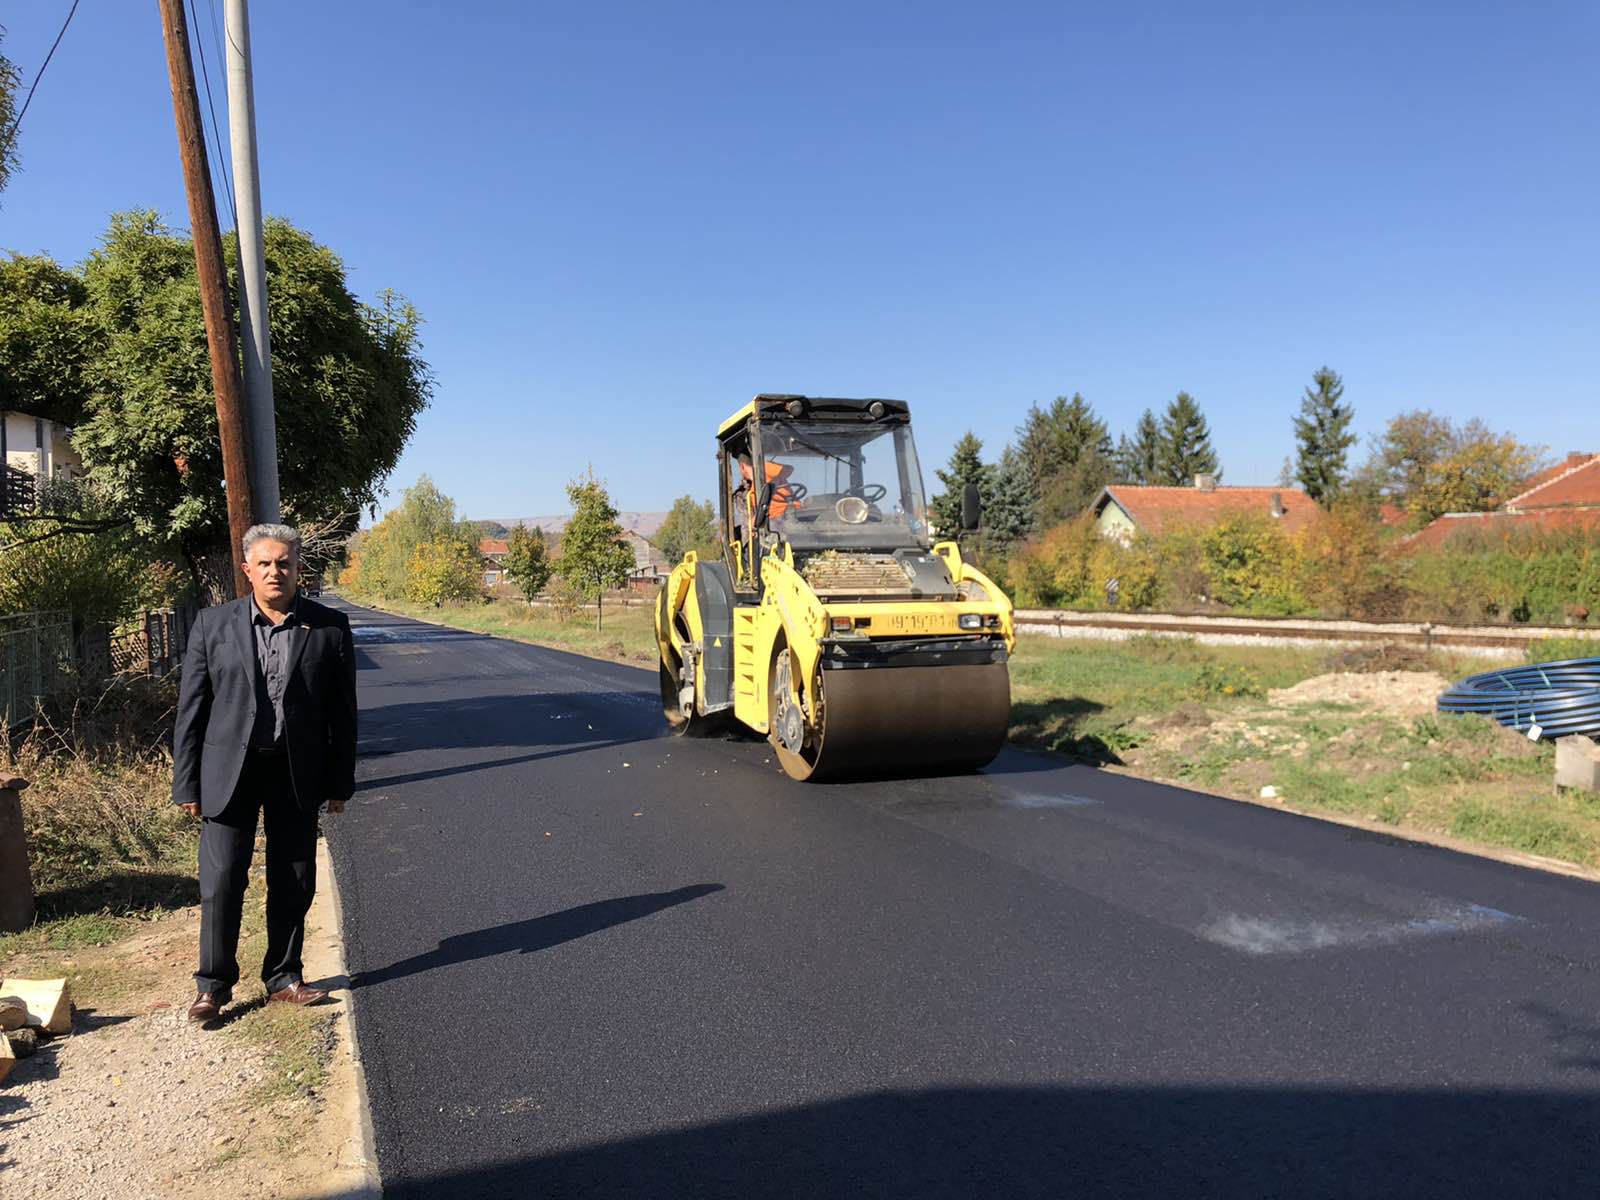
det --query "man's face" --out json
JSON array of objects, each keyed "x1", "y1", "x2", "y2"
[{"x1": 243, "y1": 539, "x2": 299, "y2": 608}]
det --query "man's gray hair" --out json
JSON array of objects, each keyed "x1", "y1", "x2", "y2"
[{"x1": 242, "y1": 523, "x2": 301, "y2": 557}]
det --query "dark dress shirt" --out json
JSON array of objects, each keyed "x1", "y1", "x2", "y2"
[{"x1": 250, "y1": 596, "x2": 302, "y2": 748}]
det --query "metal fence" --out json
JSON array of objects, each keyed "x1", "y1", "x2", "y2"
[
  {"x1": 0, "y1": 610, "x2": 73, "y2": 727},
  {"x1": 1, "y1": 606, "x2": 198, "y2": 728}
]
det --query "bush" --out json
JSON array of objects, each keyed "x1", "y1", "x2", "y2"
[
  {"x1": 0, "y1": 527, "x2": 181, "y2": 624},
  {"x1": 1200, "y1": 515, "x2": 1305, "y2": 612}
]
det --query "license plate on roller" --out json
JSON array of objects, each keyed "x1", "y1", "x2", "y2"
[{"x1": 886, "y1": 613, "x2": 941, "y2": 633}]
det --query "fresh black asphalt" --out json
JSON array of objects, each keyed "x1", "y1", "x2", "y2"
[{"x1": 321, "y1": 598, "x2": 1600, "y2": 1198}]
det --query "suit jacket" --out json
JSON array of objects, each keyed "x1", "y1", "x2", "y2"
[{"x1": 172, "y1": 594, "x2": 358, "y2": 817}]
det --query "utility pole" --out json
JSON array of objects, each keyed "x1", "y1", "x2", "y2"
[
  {"x1": 225, "y1": 0, "x2": 280, "y2": 522},
  {"x1": 156, "y1": 0, "x2": 255, "y2": 598}
]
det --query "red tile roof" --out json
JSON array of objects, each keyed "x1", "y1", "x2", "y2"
[
  {"x1": 1503, "y1": 453, "x2": 1600, "y2": 510},
  {"x1": 479, "y1": 538, "x2": 509, "y2": 557},
  {"x1": 1405, "y1": 506, "x2": 1600, "y2": 550},
  {"x1": 1097, "y1": 485, "x2": 1321, "y2": 535}
]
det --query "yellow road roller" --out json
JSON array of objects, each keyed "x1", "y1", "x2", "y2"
[{"x1": 654, "y1": 395, "x2": 1015, "y2": 780}]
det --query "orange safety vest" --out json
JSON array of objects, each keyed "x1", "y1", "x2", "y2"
[{"x1": 739, "y1": 460, "x2": 795, "y2": 520}]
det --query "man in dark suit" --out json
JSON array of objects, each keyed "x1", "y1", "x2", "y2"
[{"x1": 173, "y1": 523, "x2": 357, "y2": 1022}]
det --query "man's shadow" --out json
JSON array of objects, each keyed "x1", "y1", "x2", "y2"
[{"x1": 352, "y1": 884, "x2": 725, "y2": 989}]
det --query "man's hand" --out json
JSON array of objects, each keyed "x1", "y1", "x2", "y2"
[
  {"x1": 325, "y1": 799, "x2": 347, "y2": 815},
  {"x1": 179, "y1": 802, "x2": 201, "y2": 819}
]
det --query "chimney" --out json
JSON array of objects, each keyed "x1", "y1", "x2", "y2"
[
  {"x1": 1270, "y1": 491, "x2": 1286, "y2": 518},
  {"x1": 1194, "y1": 474, "x2": 1216, "y2": 492}
]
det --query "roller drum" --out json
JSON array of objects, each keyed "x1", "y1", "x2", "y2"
[{"x1": 777, "y1": 661, "x2": 1011, "y2": 781}]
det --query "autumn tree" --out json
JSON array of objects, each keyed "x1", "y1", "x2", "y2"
[
  {"x1": 405, "y1": 539, "x2": 484, "y2": 607},
  {"x1": 1293, "y1": 367, "x2": 1356, "y2": 506},
  {"x1": 557, "y1": 470, "x2": 634, "y2": 631}
]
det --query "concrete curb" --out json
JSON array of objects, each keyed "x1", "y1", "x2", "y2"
[{"x1": 304, "y1": 835, "x2": 383, "y2": 1198}]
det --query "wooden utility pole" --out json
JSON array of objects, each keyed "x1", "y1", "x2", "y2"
[{"x1": 156, "y1": 0, "x2": 255, "y2": 598}]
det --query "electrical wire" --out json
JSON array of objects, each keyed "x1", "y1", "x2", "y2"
[
  {"x1": 1437, "y1": 659, "x2": 1600, "y2": 740},
  {"x1": 0, "y1": 0, "x2": 84, "y2": 166},
  {"x1": 187, "y1": 0, "x2": 237, "y2": 229}
]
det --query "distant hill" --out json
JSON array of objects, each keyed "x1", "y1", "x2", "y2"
[{"x1": 485, "y1": 511, "x2": 670, "y2": 542}]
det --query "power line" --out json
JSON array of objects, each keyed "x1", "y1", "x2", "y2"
[
  {"x1": 0, "y1": 0, "x2": 84, "y2": 166},
  {"x1": 185, "y1": 0, "x2": 235, "y2": 232}
]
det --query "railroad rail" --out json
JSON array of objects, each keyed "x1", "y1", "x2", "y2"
[{"x1": 1011, "y1": 609, "x2": 1600, "y2": 656}]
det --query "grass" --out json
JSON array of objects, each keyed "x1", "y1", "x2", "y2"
[
  {"x1": 340, "y1": 588, "x2": 657, "y2": 663},
  {"x1": 2, "y1": 674, "x2": 200, "y2": 964}
]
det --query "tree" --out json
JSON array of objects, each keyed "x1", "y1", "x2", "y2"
[
  {"x1": 0, "y1": 253, "x2": 98, "y2": 421},
  {"x1": 503, "y1": 524, "x2": 552, "y2": 600},
  {"x1": 1113, "y1": 409, "x2": 1162, "y2": 485},
  {"x1": 556, "y1": 470, "x2": 633, "y2": 631},
  {"x1": 655, "y1": 495, "x2": 718, "y2": 565},
  {"x1": 0, "y1": 30, "x2": 19, "y2": 197},
  {"x1": 354, "y1": 476, "x2": 479, "y2": 601},
  {"x1": 404, "y1": 539, "x2": 484, "y2": 607},
  {"x1": 930, "y1": 432, "x2": 991, "y2": 537},
  {"x1": 1155, "y1": 392, "x2": 1220, "y2": 485},
  {"x1": 1357, "y1": 409, "x2": 1456, "y2": 506},
  {"x1": 984, "y1": 446, "x2": 1036, "y2": 550},
  {"x1": 49, "y1": 211, "x2": 431, "y2": 594},
  {"x1": 1014, "y1": 394, "x2": 1112, "y2": 506},
  {"x1": 1292, "y1": 367, "x2": 1356, "y2": 506},
  {"x1": 1412, "y1": 429, "x2": 1542, "y2": 521},
  {"x1": 1356, "y1": 410, "x2": 1542, "y2": 519}
]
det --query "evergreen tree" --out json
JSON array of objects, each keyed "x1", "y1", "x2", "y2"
[
  {"x1": 984, "y1": 447, "x2": 1036, "y2": 550},
  {"x1": 1292, "y1": 366, "x2": 1356, "y2": 506},
  {"x1": 930, "y1": 432, "x2": 992, "y2": 537},
  {"x1": 503, "y1": 524, "x2": 552, "y2": 600},
  {"x1": 1013, "y1": 393, "x2": 1112, "y2": 513},
  {"x1": 1155, "y1": 392, "x2": 1220, "y2": 485},
  {"x1": 557, "y1": 469, "x2": 634, "y2": 631},
  {"x1": 1113, "y1": 408, "x2": 1161, "y2": 484}
]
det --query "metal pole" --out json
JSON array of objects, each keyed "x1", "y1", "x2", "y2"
[
  {"x1": 156, "y1": 0, "x2": 256, "y2": 597},
  {"x1": 225, "y1": 0, "x2": 280, "y2": 522}
]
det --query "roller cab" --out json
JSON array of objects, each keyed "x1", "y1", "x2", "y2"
[{"x1": 656, "y1": 395, "x2": 1014, "y2": 780}]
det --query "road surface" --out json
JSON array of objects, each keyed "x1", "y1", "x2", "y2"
[{"x1": 322, "y1": 598, "x2": 1600, "y2": 1198}]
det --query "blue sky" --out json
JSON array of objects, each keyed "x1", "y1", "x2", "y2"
[{"x1": 3, "y1": 2, "x2": 1596, "y2": 519}]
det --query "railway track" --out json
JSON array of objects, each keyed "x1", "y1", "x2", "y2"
[{"x1": 1011, "y1": 608, "x2": 1600, "y2": 656}]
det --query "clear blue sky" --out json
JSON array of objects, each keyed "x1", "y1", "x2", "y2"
[{"x1": 3, "y1": 2, "x2": 1596, "y2": 519}]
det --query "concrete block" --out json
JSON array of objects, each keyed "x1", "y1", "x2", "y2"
[{"x1": 1554, "y1": 735, "x2": 1600, "y2": 793}]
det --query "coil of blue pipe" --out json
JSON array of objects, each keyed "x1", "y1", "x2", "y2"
[{"x1": 1436, "y1": 658, "x2": 1600, "y2": 740}]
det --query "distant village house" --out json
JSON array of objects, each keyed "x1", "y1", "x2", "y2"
[{"x1": 1089, "y1": 475, "x2": 1320, "y2": 543}]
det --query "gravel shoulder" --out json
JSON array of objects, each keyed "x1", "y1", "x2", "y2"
[{"x1": 0, "y1": 838, "x2": 373, "y2": 1200}]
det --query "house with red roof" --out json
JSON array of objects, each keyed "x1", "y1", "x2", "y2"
[
  {"x1": 1090, "y1": 475, "x2": 1320, "y2": 543},
  {"x1": 479, "y1": 537, "x2": 510, "y2": 586},
  {"x1": 1408, "y1": 451, "x2": 1600, "y2": 549}
]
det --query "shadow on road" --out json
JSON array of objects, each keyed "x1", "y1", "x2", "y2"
[
  {"x1": 352, "y1": 884, "x2": 726, "y2": 989},
  {"x1": 329, "y1": 1083, "x2": 1600, "y2": 1199}
]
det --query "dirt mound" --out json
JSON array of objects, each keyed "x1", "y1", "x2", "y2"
[{"x1": 1267, "y1": 670, "x2": 1448, "y2": 717}]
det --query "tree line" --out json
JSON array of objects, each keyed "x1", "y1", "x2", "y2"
[
  {"x1": 344, "y1": 471, "x2": 639, "y2": 631},
  {"x1": 930, "y1": 368, "x2": 1545, "y2": 567}
]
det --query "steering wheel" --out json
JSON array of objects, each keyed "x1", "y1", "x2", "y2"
[
  {"x1": 781, "y1": 481, "x2": 809, "y2": 502},
  {"x1": 850, "y1": 483, "x2": 887, "y2": 502}
]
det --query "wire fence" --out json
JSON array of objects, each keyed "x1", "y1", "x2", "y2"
[
  {"x1": 1, "y1": 605, "x2": 198, "y2": 728},
  {"x1": 0, "y1": 610, "x2": 73, "y2": 727}
]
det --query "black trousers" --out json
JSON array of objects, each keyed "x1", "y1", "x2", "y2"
[{"x1": 195, "y1": 751, "x2": 319, "y2": 995}]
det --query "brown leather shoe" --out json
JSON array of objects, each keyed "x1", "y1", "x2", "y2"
[
  {"x1": 267, "y1": 981, "x2": 330, "y2": 1006},
  {"x1": 187, "y1": 989, "x2": 231, "y2": 1023}
]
